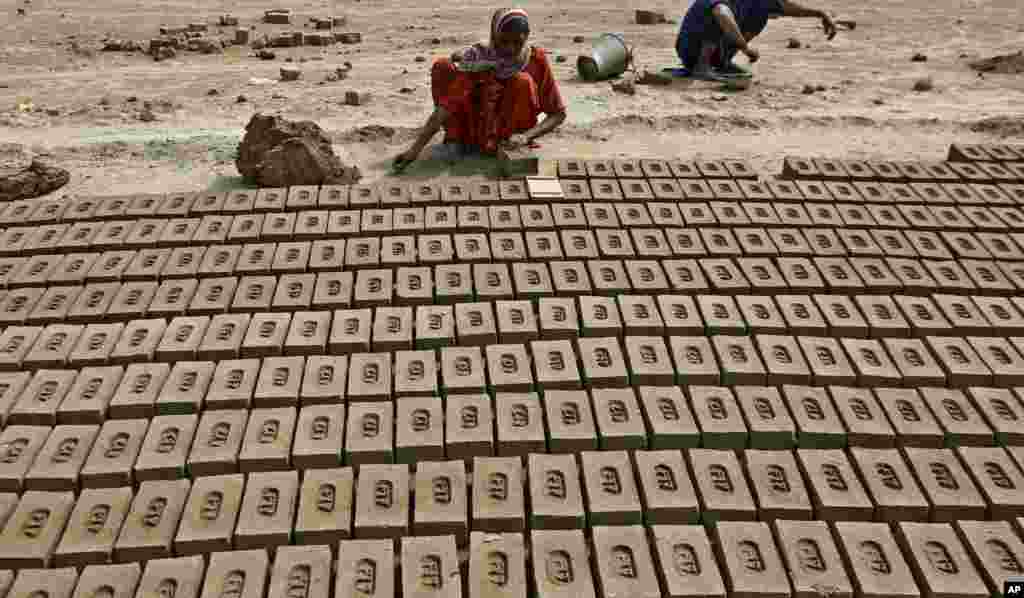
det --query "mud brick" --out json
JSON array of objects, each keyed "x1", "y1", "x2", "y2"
[
  {"x1": 942, "y1": 235, "x2": 991, "y2": 262},
  {"x1": 13, "y1": 254, "x2": 59, "y2": 287},
  {"x1": 393, "y1": 397, "x2": 442, "y2": 463},
  {"x1": 156, "y1": 219, "x2": 201, "y2": 248},
  {"x1": 851, "y1": 296, "x2": 908, "y2": 339},
  {"x1": 233, "y1": 470, "x2": 299, "y2": 551},
  {"x1": 238, "y1": 312, "x2": 290, "y2": 358},
  {"x1": 967, "y1": 387, "x2": 1024, "y2": 445},
  {"x1": 588, "y1": 388, "x2": 643, "y2": 449},
  {"x1": 289, "y1": 468, "x2": 354, "y2": 546},
  {"x1": 230, "y1": 276, "x2": 275, "y2": 313},
  {"x1": 309, "y1": 273, "x2": 353, "y2": 312},
  {"x1": 409, "y1": 461, "x2": 467, "y2": 542},
  {"x1": 647, "y1": 205, "x2": 684, "y2": 232},
  {"x1": 768, "y1": 229, "x2": 812, "y2": 257},
  {"x1": 425, "y1": 205, "x2": 458, "y2": 232},
  {"x1": 806, "y1": 229, "x2": 848, "y2": 257},
  {"x1": 432, "y1": 264, "x2": 472, "y2": 303},
  {"x1": 870, "y1": 387, "x2": 941, "y2": 448},
  {"x1": 700, "y1": 229, "x2": 741, "y2": 257},
  {"x1": 955, "y1": 521, "x2": 1024, "y2": 597},
  {"x1": 410, "y1": 307, "x2": 453, "y2": 351},
  {"x1": 0, "y1": 371, "x2": 30, "y2": 426},
  {"x1": 198, "y1": 550, "x2": 271, "y2": 598},
  {"x1": 147, "y1": 278, "x2": 199, "y2": 318},
  {"x1": 522, "y1": 205, "x2": 556, "y2": 230},
  {"x1": 0, "y1": 287, "x2": 45, "y2": 326},
  {"x1": 898, "y1": 522, "x2": 990, "y2": 598},
  {"x1": 681, "y1": 203, "x2": 718, "y2": 227},
  {"x1": 297, "y1": 356, "x2": 346, "y2": 406},
  {"x1": 194, "y1": 246, "x2": 239, "y2": 280},
  {"x1": 368, "y1": 306, "x2": 411, "y2": 353},
  {"x1": 497, "y1": 179, "x2": 527, "y2": 202},
  {"x1": 153, "y1": 317, "x2": 207, "y2": 363},
  {"x1": 0, "y1": 231, "x2": 28, "y2": 257},
  {"x1": 851, "y1": 448, "x2": 933, "y2": 518},
  {"x1": 482, "y1": 344, "x2": 530, "y2": 392},
  {"x1": 0, "y1": 489, "x2": 74, "y2": 568},
  {"x1": 55, "y1": 365, "x2": 120, "y2": 427},
  {"x1": 773, "y1": 258, "x2": 822, "y2": 293},
  {"x1": 95, "y1": 219, "x2": 137, "y2": 249},
  {"x1": 435, "y1": 396, "x2": 490, "y2": 462},
  {"x1": 892, "y1": 296, "x2": 950, "y2": 337},
  {"x1": 735, "y1": 228, "x2": 778, "y2": 256},
  {"x1": 963, "y1": 207, "x2": 1009, "y2": 231},
  {"x1": 130, "y1": 413, "x2": 197, "y2": 482},
  {"x1": 524, "y1": 454, "x2": 585, "y2": 530},
  {"x1": 934, "y1": 206, "x2": 978, "y2": 232},
  {"x1": 663, "y1": 259, "x2": 710, "y2": 292},
  {"x1": 796, "y1": 449, "x2": 873, "y2": 520},
  {"x1": 615, "y1": 295, "x2": 661, "y2": 336},
  {"x1": 26, "y1": 223, "x2": 72, "y2": 253},
  {"x1": 968, "y1": 336, "x2": 1024, "y2": 386},
  {"x1": 941, "y1": 183, "x2": 987, "y2": 206},
  {"x1": 871, "y1": 230, "x2": 916, "y2": 259},
  {"x1": 549, "y1": 204, "x2": 586, "y2": 231},
  {"x1": 688, "y1": 448, "x2": 756, "y2": 522},
  {"x1": 343, "y1": 402, "x2": 392, "y2": 465},
  {"x1": 712, "y1": 524, "x2": 790, "y2": 598},
  {"x1": 468, "y1": 455, "x2": 525, "y2": 532},
  {"x1": 73, "y1": 563, "x2": 143, "y2": 598},
  {"x1": 751, "y1": 334, "x2": 807, "y2": 384},
  {"x1": 685, "y1": 385, "x2": 744, "y2": 448},
  {"x1": 708, "y1": 194, "x2": 747, "y2": 223},
  {"x1": 903, "y1": 447, "x2": 985, "y2": 522},
  {"x1": 392, "y1": 208, "x2": 425, "y2": 234},
  {"x1": 947, "y1": 144, "x2": 992, "y2": 162},
  {"x1": 737, "y1": 258, "x2": 788, "y2": 292},
  {"x1": 64, "y1": 322, "x2": 120, "y2": 368},
  {"x1": 611, "y1": 205, "x2": 650, "y2": 231},
  {"x1": 474, "y1": 262, "x2": 515, "y2": 300},
  {"x1": 532, "y1": 339, "x2": 582, "y2": 389},
  {"x1": 450, "y1": 302, "x2": 495, "y2": 346},
  {"x1": 664, "y1": 338, "x2": 718, "y2": 388},
  {"x1": 703, "y1": 258, "x2": 752, "y2": 293},
  {"x1": 693, "y1": 294, "x2": 741, "y2": 335},
  {"x1": 570, "y1": 451, "x2": 637, "y2": 527},
  {"x1": 727, "y1": 388, "x2": 792, "y2": 450},
  {"x1": 560, "y1": 230, "x2": 598, "y2": 261},
  {"x1": 880, "y1": 339, "x2": 943, "y2": 388},
  {"x1": 1004, "y1": 264, "x2": 1024, "y2": 293},
  {"x1": 352, "y1": 268, "x2": 393, "y2": 307},
  {"x1": 24, "y1": 423, "x2": 99, "y2": 491},
  {"x1": 346, "y1": 352, "x2": 391, "y2": 401},
  {"x1": 189, "y1": 277, "x2": 237, "y2": 316},
  {"x1": 712, "y1": 335, "x2": 766, "y2": 385},
  {"x1": 957, "y1": 446, "x2": 1024, "y2": 519},
  {"x1": 133, "y1": 558, "x2": 206, "y2": 598},
  {"x1": 338, "y1": 541, "x2": 399, "y2": 598},
  {"x1": 224, "y1": 214, "x2": 262, "y2": 243},
  {"x1": 5, "y1": 568, "x2": 79, "y2": 598},
  {"x1": 885, "y1": 260, "x2": 937, "y2": 296},
  {"x1": 123, "y1": 193, "x2": 163, "y2": 218},
  {"x1": 495, "y1": 392, "x2": 546, "y2": 456},
  {"x1": 458, "y1": 206, "x2": 489, "y2": 232},
  {"x1": 781, "y1": 385, "x2": 846, "y2": 448},
  {"x1": 525, "y1": 231, "x2": 564, "y2": 261},
  {"x1": 841, "y1": 224, "x2": 885, "y2": 252},
  {"x1": 772, "y1": 524, "x2": 857, "y2": 598},
  {"x1": 977, "y1": 232, "x2": 1023, "y2": 260},
  {"x1": 576, "y1": 295, "x2": 624, "y2": 338},
  {"x1": 654, "y1": 296, "x2": 699, "y2": 337},
  {"x1": 927, "y1": 336, "x2": 993, "y2": 387},
  {"x1": 621, "y1": 336, "x2": 671, "y2": 385},
  {"x1": 740, "y1": 450, "x2": 810, "y2": 521},
  {"x1": 22, "y1": 324, "x2": 82, "y2": 369},
  {"x1": 7, "y1": 369, "x2": 77, "y2": 426},
  {"x1": 183, "y1": 409, "x2": 246, "y2": 477},
  {"x1": 401, "y1": 537, "x2": 462, "y2": 598},
  {"x1": 848, "y1": 447, "x2": 928, "y2": 521},
  {"x1": 950, "y1": 161, "x2": 997, "y2": 184},
  {"x1": 590, "y1": 526, "x2": 662, "y2": 598},
  {"x1": 637, "y1": 390, "x2": 699, "y2": 452},
  {"x1": 514, "y1": 261, "x2": 556, "y2": 299},
  {"x1": 593, "y1": 229, "x2": 630, "y2": 259},
  {"x1": 971, "y1": 297, "x2": 1024, "y2": 336},
  {"x1": 51, "y1": 486, "x2": 133, "y2": 567},
  {"x1": 842, "y1": 337, "x2": 903, "y2": 385},
  {"x1": 48, "y1": 254, "x2": 99, "y2": 287},
  {"x1": 394, "y1": 267, "x2": 434, "y2": 306},
  {"x1": 269, "y1": 241, "x2": 310, "y2": 273},
  {"x1": 252, "y1": 356, "x2": 303, "y2": 408},
  {"x1": 490, "y1": 232, "x2": 527, "y2": 262}
]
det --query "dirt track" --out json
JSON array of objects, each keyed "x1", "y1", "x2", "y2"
[{"x1": 0, "y1": 0, "x2": 1022, "y2": 194}]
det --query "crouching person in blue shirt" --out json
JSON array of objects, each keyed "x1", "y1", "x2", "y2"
[{"x1": 676, "y1": 0, "x2": 837, "y2": 77}]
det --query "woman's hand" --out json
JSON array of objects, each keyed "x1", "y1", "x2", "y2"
[
  {"x1": 821, "y1": 12, "x2": 837, "y2": 39},
  {"x1": 393, "y1": 147, "x2": 420, "y2": 171},
  {"x1": 503, "y1": 133, "x2": 531, "y2": 150}
]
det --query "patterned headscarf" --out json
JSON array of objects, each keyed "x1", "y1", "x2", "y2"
[{"x1": 459, "y1": 7, "x2": 531, "y2": 79}]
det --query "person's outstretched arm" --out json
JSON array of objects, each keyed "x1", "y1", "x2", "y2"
[
  {"x1": 711, "y1": 3, "x2": 760, "y2": 61},
  {"x1": 780, "y1": 0, "x2": 837, "y2": 38}
]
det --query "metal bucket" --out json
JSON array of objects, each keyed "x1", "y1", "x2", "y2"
[{"x1": 577, "y1": 33, "x2": 632, "y2": 81}]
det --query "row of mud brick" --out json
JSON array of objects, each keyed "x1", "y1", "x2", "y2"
[
  {"x1": 5, "y1": 249, "x2": 1024, "y2": 319},
  {"x1": 4, "y1": 515, "x2": 1024, "y2": 598},
  {"x1": 9, "y1": 209, "x2": 1024, "y2": 270},
  {"x1": 7, "y1": 203, "x2": 1024, "y2": 265},
  {"x1": 1, "y1": 443, "x2": 1024, "y2": 564},
  {"x1": 948, "y1": 143, "x2": 1024, "y2": 163},
  {"x1": 4, "y1": 382, "x2": 1024, "y2": 491},
  {"x1": 16, "y1": 180, "x2": 1024, "y2": 221},
  {"x1": 3, "y1": 293, "x2": 1024, "y2": 385},
  {"x1": 778, "y1": 156, "x2": 1024, "y2": 184}
]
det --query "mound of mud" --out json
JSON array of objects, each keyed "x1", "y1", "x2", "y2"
[{"x1": 968, "y1": 51, "x2": 1024, "y2": 74}]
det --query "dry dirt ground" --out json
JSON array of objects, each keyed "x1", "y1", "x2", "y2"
[{"x1": 0, "y1": 0, "x2": 1022, "y2": 195}]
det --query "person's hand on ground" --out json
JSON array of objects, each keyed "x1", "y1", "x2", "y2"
[
  {"x1": 393, "y1": 147, "x2": 420, "y2": 170},
  {"x1": 821, "y1": 13, "x2": 837, "y2": 39},
  {"x1": 742, "y1": 46, "x2": 760, "y2": 63},
  {"x1": 503, "y1": 133, "x2": 531, "y2": 150}
]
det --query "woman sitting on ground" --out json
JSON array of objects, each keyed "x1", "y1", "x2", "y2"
[{"x1": 394, "y1": 8, "x2": 567, "y2": 167}]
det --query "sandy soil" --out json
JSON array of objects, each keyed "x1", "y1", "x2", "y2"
[{"x1": 0, "y1": 0, "x2": 1022, "y2": 196}]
